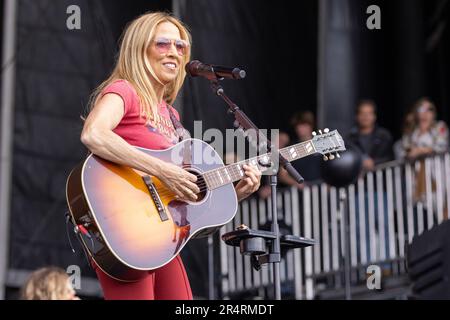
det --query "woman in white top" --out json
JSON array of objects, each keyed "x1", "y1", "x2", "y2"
[{"x1": 397, "y1": 98, "x2": 448, "y2": 160}]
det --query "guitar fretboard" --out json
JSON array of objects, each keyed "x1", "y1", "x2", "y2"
[{"x1": 202, "y1": 140, "x2": 317, "y2": 190}]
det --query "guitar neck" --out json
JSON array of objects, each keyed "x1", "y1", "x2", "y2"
[{"x1": 202, "y1": 139, "x2": 317, "y2": 190}]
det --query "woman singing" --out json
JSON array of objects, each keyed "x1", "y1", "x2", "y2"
[{"x1": 80, "y1": 12, "x2": 261, "y2": 300}]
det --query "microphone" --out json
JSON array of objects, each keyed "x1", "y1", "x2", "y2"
[{"x1": 185, "y1": 60, "x2": 246, "y2": 80}]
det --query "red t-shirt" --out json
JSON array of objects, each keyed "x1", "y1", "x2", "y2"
[{"x1": 100, "y1": 79, "x2": 181, "y2": 150}]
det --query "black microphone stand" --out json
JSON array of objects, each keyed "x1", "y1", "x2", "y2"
[{"x1": 206, "y1": 75, "x2": 305, "y2": 300}]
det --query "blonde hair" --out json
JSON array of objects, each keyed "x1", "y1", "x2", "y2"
[
  {"x1": 88, "y1": 11, "x2": 191, "y2": 123},
  {"x1": 21, "y1": 267, "x2": 72, "y2": 300}
]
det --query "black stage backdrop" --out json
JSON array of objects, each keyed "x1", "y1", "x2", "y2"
[
  {"x1": 179, "y1": 0, "x2": 318, "y2": 140},
  {"x1": 9, "y1": 0, "x2": 116, "y2": 287},
  {"x1": 6, "y1": 0, "x2": 173, "y2": 298},
  {"x1": 319, "y1": 0, "x2": 450, "y2": 138},
  {"x1": 5, "y1": 0, "x2": 450, "y2": 299}
]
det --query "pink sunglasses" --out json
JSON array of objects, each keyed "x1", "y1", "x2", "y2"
[{"x1": 153, "y1": 37, "x2": 189, "y2": 56}]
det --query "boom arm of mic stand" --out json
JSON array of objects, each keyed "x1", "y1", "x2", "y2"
[{"x1": 210, "y1": 80, "x2": 304, "y2": 184}]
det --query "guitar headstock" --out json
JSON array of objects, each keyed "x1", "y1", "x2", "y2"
[{"x1": 311, "y1": 128, "x2": 346, "y2": 161}]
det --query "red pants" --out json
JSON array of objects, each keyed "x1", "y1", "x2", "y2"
[{"x1": 93, "y1": 255, "x2": 193, "y2": 300}]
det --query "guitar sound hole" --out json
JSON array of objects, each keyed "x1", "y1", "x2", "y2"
[{"x1": 186, "y1": 169, "x2": 207, "y2": 202}]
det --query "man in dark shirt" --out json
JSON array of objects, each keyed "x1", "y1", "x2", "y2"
[{"x1": 347, "y1": 100, "x2": 394, "y2": 171}]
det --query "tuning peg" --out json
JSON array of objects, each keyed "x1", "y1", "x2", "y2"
[
  {"x1": 323, "y1": 155, "x2": 329, "y2": 161},
  {"x1": 329, "y1": 154, "x2": 335, "y2": 160},
  {"x1": 336, "y1": 153, "x2": 341, "y2": 158},
  {"x1": 318, "y1": 129, "x2": 323, "y2": 134},
  {"x1": 312, "y1": 131, "x2": 317, "y2": 136},
  {"x1": 324, "y1": 128, "x2": 330, "y2": 133}
]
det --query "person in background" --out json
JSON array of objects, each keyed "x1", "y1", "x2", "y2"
[
  {"x1": 278, "y1": 111, "x2": 322, "y2": 188},
  {"x1": 394, "y1": 112, "x2": 415, "y2": 160},
  {"x1": 400, "y1": 98, "x2": 449, "y2": 216},
  {"x1": 347, "y1": 100, "x2": 394, "y2": 171},
  {"x1": 402, "y1": 97, "x2": 449, "y2": 160},
  {"x1": 21, "y1": 266, "x2": 80, "y2": 300},
  {"x1": 348, "y1": 101, "x2": 393, "y2": 264}
]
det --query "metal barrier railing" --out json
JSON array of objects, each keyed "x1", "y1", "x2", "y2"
[{"x1": 218, "y1": 152, "x2": 450, "y2": 299}]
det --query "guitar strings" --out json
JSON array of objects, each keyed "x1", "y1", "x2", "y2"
[
  {"x1": 153, "y1": 143, "x2": 312, "y2": 196},
  {"x1": 153, "y1": 157, "x2": 297, "y2": 197},
  {"x1": 155, "y1": 172, "x2": 258, "y2": 198},
  {"x1": 154, "y1": 169, "x2": 255, "y2": 196},
  {"x1": 154, "y1": 179, "x2": 221, "y2": 198},
  {"x1": 146, "y1": 139, "x2": 336, "y2": 200},
  {"x1": 153, "y1": 160, "x2": 271, "y2": 197}
]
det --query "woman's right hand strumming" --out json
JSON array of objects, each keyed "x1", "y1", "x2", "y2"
[{"x1": 156, "y1": 162, "x2": 200, "y2": 202}]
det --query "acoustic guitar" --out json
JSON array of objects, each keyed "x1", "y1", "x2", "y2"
[{"x1": 66, "y1": 129, "x2": 345, "y2": 281}]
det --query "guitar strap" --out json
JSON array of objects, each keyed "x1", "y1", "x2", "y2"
[
  {"x1": 167, "y1": 106, "x2": 191, "y2": 142},
  {"x1": 167, "y1": 106, "x2": 193, "y2": 166}
]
